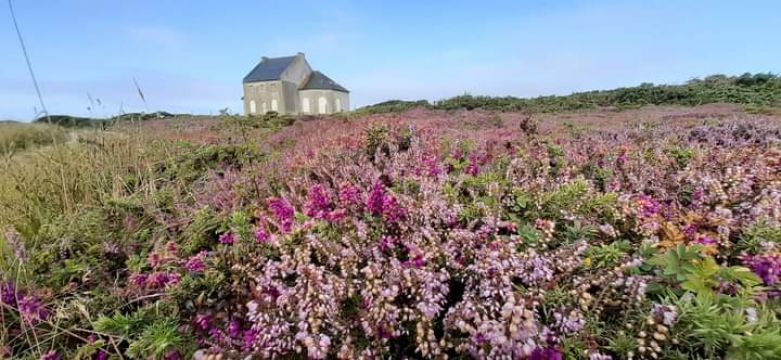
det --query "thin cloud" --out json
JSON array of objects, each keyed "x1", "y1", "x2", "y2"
[{"x1": 124, "y1": 26, "x2": 184, "y2": 46}]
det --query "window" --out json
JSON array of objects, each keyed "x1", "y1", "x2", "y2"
[
  {"x1": 335, "y1": 98, "x2": 342, "y2": 112},
  {"x1": 249, "y1": 100, "x2": 256, "y2": 114},
  {"x1": 271, "y1": 99, "x2": 278, "y2": 112},
  {"x1": 318, "y1": 97, "x2": 327, "y2": 114},
  {"x1": 302, "y1": 98, "x2": 310, "y2": 113}
]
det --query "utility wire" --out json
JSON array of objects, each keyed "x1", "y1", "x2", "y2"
[{"x1": 8, "y1": 0, "x2": 50, "y2": 122}]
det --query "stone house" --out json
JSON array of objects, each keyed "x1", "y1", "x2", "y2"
[{"x1": 242, "y1": 53, "x2": 350, "y2": 115}]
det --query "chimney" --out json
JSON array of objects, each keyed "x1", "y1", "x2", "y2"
[
  {"x1": 261, "y1": 56, "x2": 269, "y2": 62},
  {"x1": 297, "y1": 52, "x2": 305, "y2": 58}
]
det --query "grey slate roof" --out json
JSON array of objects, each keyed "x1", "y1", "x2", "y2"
[
  {"x1": 243, "y1": 56, "x2": 296, "y2": 83},
  {"x1": 301, "y1": 71, "x2": 349, "y2": 92}
]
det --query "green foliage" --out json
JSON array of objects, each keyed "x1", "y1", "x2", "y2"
[
  {"x1": 364, "y1": 124, "x2": 390, "y2": 160},
  {"x1": 164, "y1": 143, "x2": 263, "y2": 183},
  {"x1": 584, "y1": 240, "x2": 631, "y2": 269},
  {"x1": 126, "y1": 319, "x2": 191, "y2": 359},
  {"x1": 666, "y1": 146, "x2": 695, "y2": 169},
  {"x1": 667, "y1": 292, "x2": 781, "y2": 359},
  {"x1": 353, "y1": 99, "x2": 432, "y2": 116},
  {"x1": 737, "y1": 220, "x2": 781, "y2": 254},
  {"x1": 649, "y1": 244, "x2": 760, "y2": 296},
  {"x1": 434, "y1": 73, "x2": 781, "y2": 113}
]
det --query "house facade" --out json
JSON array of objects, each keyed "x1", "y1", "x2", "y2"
[{"x1": 242, "y1": 53, "x2": 349, "y2": 116}]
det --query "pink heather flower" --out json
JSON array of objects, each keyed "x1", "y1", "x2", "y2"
[
  {"x1": 652, "y1": 304, "x2": 679, "y2": 326},
  {"x1": 19, "y1": 295, "x2": 48, "y2": 324},
  {"x1": 219, "y1": 232, "x2": 235, "y2": 245},
  {"x1": 146, "y1": 272, "x2": 180, "y2": 289},
  {"x1": 148, "y1": 253, "x2": 161, "y2": 269},
  {"x1": 40, "y1": 351, "x2": 61, "y2": 360},
  {"x1": 304, "y1": 184, "x2": 333, "y2": 220},
  {"x1": 366, "y1": 181, "x2": 406, "y2": 224},
  {"x1": 326, "y1": 208, "x2": 348, "y2": 223},
  {"x1": 267, "y1": 197, "x2": 295, "y2": 233},
  {"x1": 379, "y1": 236, "x2": 396, "y2": 252},
  {"x1": 381, "y1": 195, "x2": 406, "y2": 224},
  {"x1": 185, "y1": 252, "x2": 207, "y2": 274},
  {"x1": 255, "y1": 226, "x2": 271, "y2": 244},
  {"x1": 165, "y1": 241, "x2": 178, "y2": 255},
  {"x1": 338, "y1": 184, "x2": 362, "y2": 208}
]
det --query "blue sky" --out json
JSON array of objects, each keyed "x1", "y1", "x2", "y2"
[{"x1": 1, "y1": 0, "x2": 779, "y2": 120}]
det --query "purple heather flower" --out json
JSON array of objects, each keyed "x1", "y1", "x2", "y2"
[
  {"x1": 267, "y1": 197, "x2": 295, "y2": 233},
  {"x1": 194, "y1": 313, "x2": 212, "y2": 332},
  {"x1": 530, "y1": 347, "x2": 563, "y2": 360},
  {"x1": 367, "y1": 181, "x2": 386, "y2": 216},
  {"x1": 423, "y1": 156, "x2": 442, "y2": 177},
  {"x1": 404, "y1": 251, "x2": 427, "y2": 269},
  {"x1": 338, "y1": 184, "x2": 362, "y2": 208},
  {"x1": 466, "y1": 153, "x2": 481, "y2": 176},
  {"x1": 95, "y1": 351, "x2": 109, "y2": 360},
  {"x1": 242, "y1": 329, "x2": 258, "y2": 352},
  {"x1": 693, "y1": 235, "x2": 718, "y2": 247},
  {"x1": 219, "y1": 232, "x2": 235, "y2": 245},
  {"x1": 19, "y1": 295, "x2": 48, "y2": 324},
  {"x1": 1, "y1": 282, "x2": 19, "y2": 306},
  {"x1": 637, "y1": 195, "x2": 661, "y2": 218},
  {"x1": 304, "y1": 184, "x2": 333, "y2": 220},
  {"x1": 40, "y1": 351, "x2": 61, "y2": 360},
  {"x1": 228, "y1": 319, "x2": 242, "y2": 338},
  {"x1": 185, "y1": 252, "x2": 207, "y2": 274},
  {"x1": 164, "y1": 351, "x2": 182, "y2": 360},
  {"x1": 617, "y1": 153, "x2": 628, "y2": 166},
  {"x1": 683, "y1": 224, "x2": 697, "y2": 239},
  {"x1": 129, "y1": 273, "x2": 148, "y2": 287},
  {"x1": 741, "y1": 254, "x2": 780, "y2": 286}
]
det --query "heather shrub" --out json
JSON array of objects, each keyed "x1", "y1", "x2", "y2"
[{"x1": 0, "y1": 107, "x2": 780, "y2": 359}]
